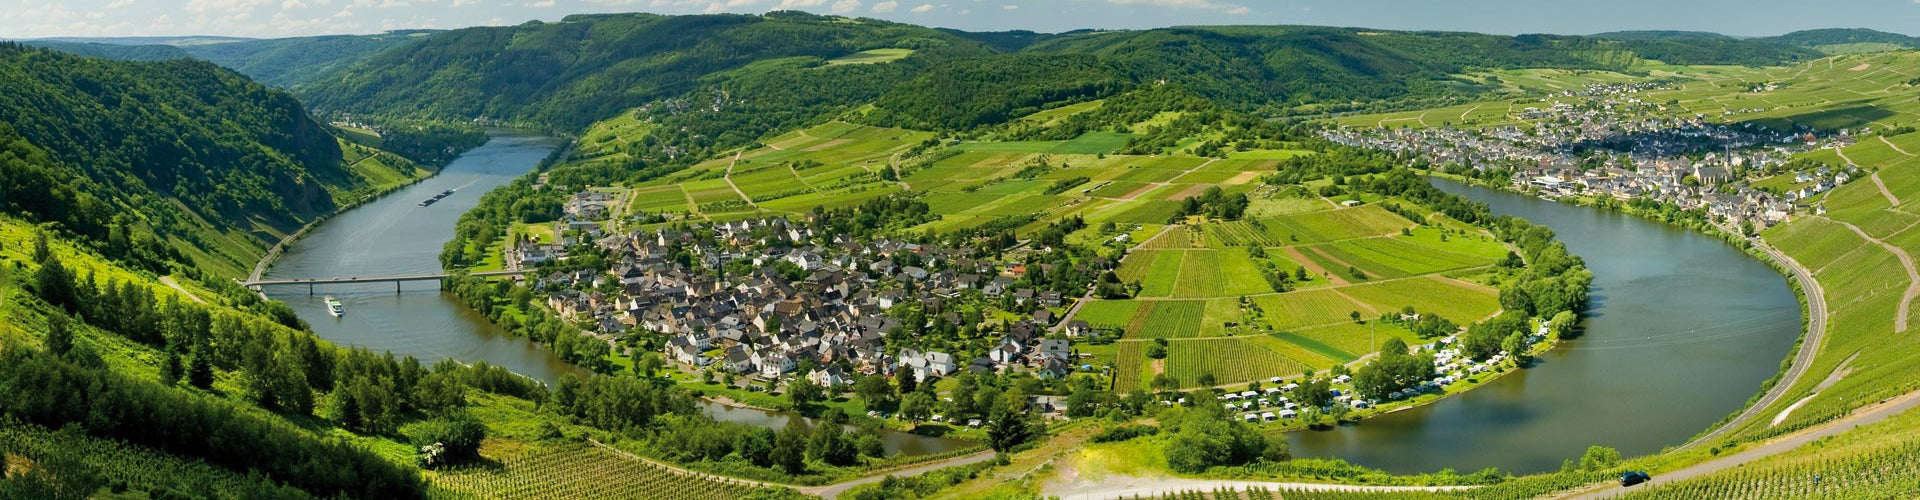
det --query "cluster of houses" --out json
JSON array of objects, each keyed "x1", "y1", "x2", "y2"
[
  {"x1": 519, "y1": 213, "x2": 1096, "y2": 390},
  {"x1": 1328, "y1": 87, "x2": 1861, "y2": 231}
]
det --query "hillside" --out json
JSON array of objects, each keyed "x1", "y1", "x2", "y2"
[
  {"x1": 1757, "y1": 28, "x2": 1920, "y2": 54},
  {"x1": 296, "y1": 11, "x2": 996, "y2": 130},
  {"x1": 179, "y1": 31, "x2": 437, "y2": 87},
  {"x1": 0, "y1": 43, "x2": 428, "y2": 276},
  {"x1": 17, "y1": 40, "x2": 190, "y2": 61}
]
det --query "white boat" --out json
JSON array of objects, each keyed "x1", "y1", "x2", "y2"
[{"x1": 324, "y1": 296, "x2": 345, "y2": 317}]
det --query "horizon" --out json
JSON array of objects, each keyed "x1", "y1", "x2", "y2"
[{"x1": 3, "y1": 0, "x2": 1918, "y2": 41}]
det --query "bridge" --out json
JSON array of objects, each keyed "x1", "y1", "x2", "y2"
[{"x1": 242, "y1": 270, "x2": 529, "y2": 294}]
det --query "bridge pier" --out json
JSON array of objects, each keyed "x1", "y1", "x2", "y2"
[
  {"x1": 309, "y1": 282, "x2": 315, "y2": 296},
  {"x1": 397, "y1": 280, "x2": 402, "y2": 294}
]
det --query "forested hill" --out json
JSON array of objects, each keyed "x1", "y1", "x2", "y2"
[
  {"x1": 178, "y1": 32, "x2": 436, "y2": 87},
  {"x1": 17, "y1": 40, "x2": 191, "y2": 61},
  {"x1": 1756, "y1": 28, "x2": 1920, "y2": 50},
  {"x1": 0, "y1": 44, "x2": 426, "y2": 276},
  {"x1": 295, "y1": 11, "x2": 997, "y2": 130},
  {"x1": 294, "y1": 14, "x2": 1821, "y2": 133}
]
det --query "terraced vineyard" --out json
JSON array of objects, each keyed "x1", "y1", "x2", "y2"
[
  {"x1": 1165, "y1": 337, "x2": 1313, "y2": 387},
  {"x1": 430, "y1": 443, "x2": 778, "y2": 500}
]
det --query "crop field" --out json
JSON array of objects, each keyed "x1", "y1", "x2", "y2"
[
  {"x1": 430, "y1": 443, "x2": 771, "y2": 500},
  {"x1": 1133, "y1": 250, "x2": 1183, "y2": 297},
  {"x1": 1339, "y1": 276, "x2": 1500, "y2": 325},
  {"x1": 1202, "y1": 205, "x2": 1412, "y2": 246},
  {"x1": 1077, "y1": 300, "x2": 1144, "y2": 330},
  {"x1": 1312, "y1": 236, "x2": 1499, "y2": 278},
  {"x1": 1251, "y1": 289, "x2": 1367, "y2": 331},
  {"x1": 1165, "y1": 337, "x2": 1312, "y2": 388},
  {"x1": 1111, "y1": 341, "x2": 1148, "y2": 392},
  {"x1": 1131, "y1": 300, "x2": 1207, "y2": 338}
]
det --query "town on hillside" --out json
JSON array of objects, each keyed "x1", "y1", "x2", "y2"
[{"x1": 1326, "y1": 82, "x2": 1865, "y2": 232}]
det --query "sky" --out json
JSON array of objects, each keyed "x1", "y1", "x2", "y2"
[{"x1": 5, "y1": 0, "x2": 1920, "y2": 40}]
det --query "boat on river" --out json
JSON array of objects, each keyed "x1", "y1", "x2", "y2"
[{"x1": 324, "y1": 296, "x2": 345, "y2": 317}]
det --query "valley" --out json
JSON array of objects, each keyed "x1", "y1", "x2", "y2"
[{"x1": 1, "y1": 8, "x2": 1919, "y2": 500}]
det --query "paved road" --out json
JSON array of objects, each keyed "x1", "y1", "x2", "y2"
[
  {"x1": 1684, "y1": 237, "x2": 1829, "y2": 447},
  {"x1": 1558, "y1": 389, "x2": 1920, "y2": 500}
]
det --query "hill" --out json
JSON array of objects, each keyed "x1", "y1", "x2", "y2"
[
  {"x1": 1589, "y1": 30, "x2": 1736, "y2": 41},
  {"x1": 1757, "y1": 28, "x2": 1920, "y2": 54},
  {"x1": 296, "y1": 11, "x2": 996, "y2": 130},
  {"x1": 293, "y1": 15, "x2": 1821, "y2": 133},
  {"x1": 0, "y1": 43, "x2": 428, "y2": 276},
  {"x1": 177, "y1": 31, "x2": 437, "y2": 87},
  {"x1": 16, "y1": 40, "x2": 190, "y2": 61}
]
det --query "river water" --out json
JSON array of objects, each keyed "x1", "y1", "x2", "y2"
[
  {"x1": 1287, "y1": 179, "x2": 1802, "y2": 475},
  {"x1": 262, "y1": 134, "x2": 969, "y2": 456}
]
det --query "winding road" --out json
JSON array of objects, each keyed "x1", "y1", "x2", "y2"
[
  {"x1": 1557, "y1": 388, "x2": 1920, "y2": 499},
  {"x1": 1824, "y1": 215, "x2": 1919, "y2": 332},
  {"x1": 1684, "y1": 237, "x2": 1828, "y2": 447}
]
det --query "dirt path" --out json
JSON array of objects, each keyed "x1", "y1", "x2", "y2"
[
  {"x1": 1772, "y1": 352, "x2": 1856, "y2": 427},
  {"x1": 1283, "y1": 247, "x2": 1347, "y2": 285},
  {"x1": 1824, "y1": 216, "x2": 1917, "y2": 332},
  {"x1": 1458, "y1": 105, "x2": 1481, "y2": 122},
  {"x1": 1872, "y1": 172, "x2": 1902, "y2": 206},
  {"x1": 588, "y1": 438, "x2": 995, "y2": 499},
  {"x1": 723, "y1": 151, "x2": 757, "y2": 208},
  {"x1": 159, "y1": 276, "x2": 207, "y2": 305},
  {"x1": 1883, "y1": 135, "x2": 1916, "y2": 157},
  {"x1": 1557, "y1": 389, "x2": 1920, "y2": 500},
  {"x1": 1834, "y1": 145, "x2": 1861, "y2": 167}
]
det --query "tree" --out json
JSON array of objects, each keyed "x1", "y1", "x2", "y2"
[
  {"x1": 42, "y1": 313, "x2": 72, "y2": 357},
  {"x1": 788, "y1": 378, "x2": 825, "y2": 408},
  {"x1": 894, "y1": 367, "x2": 917, "y2": 395},
  {"x1": 1349, "y1": 310, "x2": 1363, "y2": 323},
  {"x1": 1580, "y1": 445, "x2": 1621, "y2": 471},
  {"x1": 1503, "y1": 332, "x2": 1531, "y2": 364},
  {"x1": 186, "y1": 344, "x2": 215, "y2": 390},
  {"x1": 986, "y1": 399, "x2": 1034, "y2": 452},
  {"x1": 771, "y1": 425, "x2": 808, "y2": 475},
  {"x1": 854, "y1": 374, "x2": 894, "y2": 408},
  {"x1": 635, "y1": 353, "x2": 665, "y2": 378},
  {"x1": 899, "y1": 391, "x2": 935, "y2": 425},
  {"x1": 413, "y1": 411, "x2": 488, "y2": 467},
  {"x1": 159, "y1": 351, "x2": 183, "y2": 386}
]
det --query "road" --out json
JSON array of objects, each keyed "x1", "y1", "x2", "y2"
[
  {"x1": 1683, "y1": 237, "x2": 1829, "y2": 447},
  {"x1": 1823, "y1": 215, "x2": 1918, "y2": 331},
  {"x1": 1557, "y1": 389, "x2": 1920, "y2": 499},
  {"x1": 159, "y1": 276, "x2": 207, "y2": 304}
]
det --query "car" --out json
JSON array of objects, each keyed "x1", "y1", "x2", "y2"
[{"x1": 1620, "y1": 471, "x2": 1652, "y2": 487}]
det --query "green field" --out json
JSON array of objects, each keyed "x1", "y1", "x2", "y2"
[{"x1": 1164, "y1": 337, "x2": 1312, "y2": 388}]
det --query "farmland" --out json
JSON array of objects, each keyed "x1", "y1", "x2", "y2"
[
  {"x1": 1164, "y1": 337, "x2": 1312, "y2": 388},
  {"x1": 429, "y1": 442, "x2": 780, "y2": 500}
]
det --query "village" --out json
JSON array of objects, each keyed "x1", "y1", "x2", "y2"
[
  {"x1": 502, "y1": 191, "x2": 1117, "y2": 415},
  {"x1": 1325, "y1": 82, "x2": 1865, "y2": 231}
]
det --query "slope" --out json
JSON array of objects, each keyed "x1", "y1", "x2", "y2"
[{"x1": 0, "y1": 43, "x2": 429, "y2": 277}]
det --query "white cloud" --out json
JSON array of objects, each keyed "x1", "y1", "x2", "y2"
[
  {"x1": 777, "y1": 0, "x2": 827, "y2": 8},
  {"x1": 705, "y1": 1, "x2": 726, "y2": 12},
  {"x1": 1105, "y1": 0, "x2": 1249, "y2": 15},
  {"x1": 831, "y1": 0, "x2": 858, "y2": 13},
  {"x1": 103, "y1": 0, "x2": 139, "y2": 9},
  {"x1": 1001, "y1": 3, "x2": 1015, "y2": 9},
  {"x1": 185, "y1": 0, "x2": 271, "y2": 13},
  {"x1": 909, "y1": 3, "x2": 933, "y2": 12},
  {"x1": 282, "y1": 0, "x2": 307, "y2": 8},
  {"x1": 524, "y1": 0, "x2": 555, "y2": 6},
  {"x1": 871, "y1": 0, "x2": 896, "y2": 12}
]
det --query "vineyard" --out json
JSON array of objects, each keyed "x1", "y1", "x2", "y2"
[
  {"x1": 0, "y1": 419, "x2": 303, "y2": 498},
  {"x1": 1112, "y1": 341, "x2": 1147, "y2": 392},
  {"x1": 1166, "y1": 337, "x2": 1311, "y2": 388},
  {"x1": 429, "y1": 442, "x2": 785, "y2": 500},
  {"x1": 1134, "y1": 300, "x2": 1207, "y2": 338},
  {"x1": 1617, "y1": 441, "x2": 1920, "y2": 500}
]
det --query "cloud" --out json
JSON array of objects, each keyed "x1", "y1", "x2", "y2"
[
  {"x1": 1105, "y1": 0, "x2": 1249, "y2": 15},
  {"x1": 777, "y1": 0, "x2": 827, "y2": 8},
  {"x1": 282, "y1": 0, "x2": 307, "y2": 8},
  {"x1": 909, "y1": 3, "x2": 933, "y2": 12},
  {"x1": 1001, "y1": 3, "x2": 1015, "y2": 9},
  {"x1": 871, "y1": 0, "x2": 896, "y2": 12},
  {"x1": 831, "y1": 0, "x2": 858, "y2": 13},
  {"x1": 103, "y1": 0, "x2": 139, "y2": 9},
  {"x1": 524, "y1": 0, "x2": 555, "y2": 6},
  {"x1": 184, "y1": 0, "x2": 271, "y2": 13}
]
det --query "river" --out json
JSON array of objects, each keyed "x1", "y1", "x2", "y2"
[
  {"x1": 1287, "y1": 178, "x2": 1803, "y2": 475},
  {"x1": 262, "y1": 133, "x2": 970, "y2": 456}
]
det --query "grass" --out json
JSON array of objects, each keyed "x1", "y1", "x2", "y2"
[{"x1": 824, "y1": 48, "x2": 915, "y2": 65}]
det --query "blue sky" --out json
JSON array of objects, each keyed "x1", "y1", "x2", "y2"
[{"x1": 5, "y1": 0, "x2": 1919, "y2": 39}]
